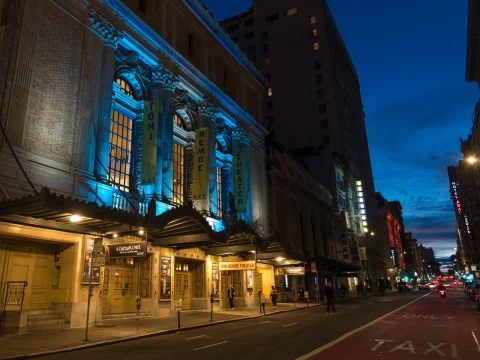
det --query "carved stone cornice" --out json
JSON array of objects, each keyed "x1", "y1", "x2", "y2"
[
  {"x1": 115, "y1": 47, "x2": 151, "y2": 85},
  {"x1": 231, "y1": 127, "x2": 250, "y2": 144},
  {"x1": 88, "y1": 8, "x2": 122, "y2": 48},
  {"x1": 197, "y1": 99, "x2": 217, "y2": 118}
]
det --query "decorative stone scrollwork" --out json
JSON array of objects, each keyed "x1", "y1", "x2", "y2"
[
  {"x1": 150, "y1": 64, "x2": 164, "y2": 85},
  {"x1": 197, "y1": 99, "x2": 217, "y2": 118},
  {"x1": 161, "y1": 68, "x2": 178, "y2": 91},
  {"x1": 231, "y1": 127, "x2": 250, "y2": 145},
  {"x1": 88, "y1": 8, "x2": 122, "y2": 48}
]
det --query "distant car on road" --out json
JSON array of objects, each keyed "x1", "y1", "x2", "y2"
[{"x1": 397, "y1": 282, "x2": 411, "y2": 292}]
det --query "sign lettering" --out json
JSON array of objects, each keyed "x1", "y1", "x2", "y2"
[
  {"x1": 219, "y1": 261, "x2": 256, "y2": 271},
  {"x1": 193, "y1": 127, "x2": 209, "y2": 200},
  {"x1": 338, "y1": 211, "x2": 350, "y2": 262},
  {"x1": 141, "y1": 100, "x2": 159, "y2": 185},
  {"x1": 233, "y1": 152, "x2": 246, "y2": 212}
]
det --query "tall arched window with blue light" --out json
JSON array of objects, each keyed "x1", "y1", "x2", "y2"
[
  {"x1": 172, "y1": 114, "x2": 185, "y2": 205},
  {"x1": 108, "y1": 78, "x2": 134, "y2": 192}
]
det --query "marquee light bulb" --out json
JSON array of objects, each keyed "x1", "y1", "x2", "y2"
[
  {"x1": 363, "y1": 228, "x2": 369, "y2": 233},
  {"x1": 357, "y1": 187, "x2": 363, "y2": 192},
  {"x1": 360, "y1": 204, "x2": 365, "y2": 208},
  {"x1": 356, "y1": 181, "x2": 362, "y2": 186}
]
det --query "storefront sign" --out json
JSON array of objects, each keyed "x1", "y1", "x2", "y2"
[
  {"x1": 464, "y1": 213, "x2": 471, "y2": 234},
  {"x1": 233, "y1": 152, "x2": 246, "y2": 213},
  {"x1": 219, "y1": 261, "x2": 255, "y2": 271},
  {"x1": 338, "y1": 211, "x2": 350, "y2": 262},
  {"x1": 92, "y1": 254, "x2": 106, "y2": 267},
  {"x1": 275, "y1": 267, "x2": 305, "y2": 276},
  {"x1": 141, "y1": 100, "x2": 159, "y2": 185},
  {"x1": 192, "y1": 127, "x2": 209, "y2": 200},
  {"x1": 105, "y1": 242, "x2": 147, "y2": 258},
  {"x1": 160, "y1": 256, "x2": 171, "y2": 299},
  {"x1": 451, "y1": 182, "x2": 462, "y2": 215},
  {"x1": 211, "y1": 263, "x2": 219, "y2": 297},
  {"x1": 82, "y1": 237, "x2": 100, "y2": 283},
  {"x1": 390, "y1": 247, "x2": 398, "y2": 268},
  {"x1": 359, "y1": 246, "x2": 367, "y2": 261}
]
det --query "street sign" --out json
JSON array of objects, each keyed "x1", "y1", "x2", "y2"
[{"x1": 92, "y1": 254, "x2": 105, "y2": 267}]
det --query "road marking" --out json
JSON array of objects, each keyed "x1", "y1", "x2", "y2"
[
  {"x1": 260, "y1": 321, "x2": 272, "y2": 324},
  {"x1": 296, "y1": 293, "x2": 430, "y2": 360},
  {"x1": 187, "y1": 335, "x2": 206, "y2": 340},
  {"x1": 193, "y1": 341, "x2": 228, "y2": 351},
  {"x1": 472, "y1": 331, "x2": 480, "y2": 352},
  {"x1": 282, "y1": 322, "x2": 299, "y2": 327},
  {"x1": 350, "y1": 306, "x2": 358, "y2": 309},
  {"x1": 301, "y1": 312, "x2": 308, "y2": 315}
]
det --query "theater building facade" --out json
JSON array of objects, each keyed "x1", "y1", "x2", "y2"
[{"x1": 0, "y1": 0, "x2": 275, "y2": 333}]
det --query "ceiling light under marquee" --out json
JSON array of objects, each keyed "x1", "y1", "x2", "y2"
[{"x1": 69, "y1": 215, "x2": 82, "y2": 223}]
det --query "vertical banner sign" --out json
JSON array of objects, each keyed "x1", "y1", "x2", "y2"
[
  {"x1": 233, "y1": 152, "x2": 246, "y2": 212},
  {"x1": 141, "y1": 100, "x2": 159, "y2": 185},
  {"x1": 338, "y1": 212, "x2": 350, "y2": 262},
  {"x1": 211, "y1": 263, "x2": 219, "y2": 298},
  {"x1": 193, "y1": 127, "x2": 209, "y2": 200}
]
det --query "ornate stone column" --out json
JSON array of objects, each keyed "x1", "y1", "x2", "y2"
[
  {"x1": 221, "y1": 161, "x2": 232, "y2": 219},
  {"x1": 231, "y1": 128, "x2": 251, "y2": 221},
  {"x1": 89, "y1": 10, "x2": 122, "y2": 180},
  {"x1": 150, "y1": 65, "x2": 165, "y2": 196},
  {"x1": 195, "y1": 99, "x2": 217, "y2": 213},
  {"x1": 161, "y1": 69, "x2": 178, "y2": 201}
]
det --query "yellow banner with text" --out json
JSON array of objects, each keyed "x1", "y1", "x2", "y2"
[
  {"x1": 192, "y1": 127, "x2": 209, "y2": 200},
  {"x1": 141, "y1": 100, "x2": 159, "y2": 185}
]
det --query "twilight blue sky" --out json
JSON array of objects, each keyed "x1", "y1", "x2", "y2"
[{"x1": 201, "y1": 0, "x2": 479, "y2": 259}]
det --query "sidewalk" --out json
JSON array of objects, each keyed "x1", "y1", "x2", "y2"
[
  {"x1": 0, "y1": 293, "x2": 383, "y2": 359},
  {"x1": 0, "y1": 303, "x2": 314, "y2": 359}
]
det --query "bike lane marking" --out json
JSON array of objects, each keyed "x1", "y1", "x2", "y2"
[{"x1": 297, "y1": 293, "x2": 480, "y2": 360}]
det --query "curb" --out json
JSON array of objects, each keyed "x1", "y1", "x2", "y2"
[{"x1": 1, "y1": 304, "x2": 320, "y2": 360}]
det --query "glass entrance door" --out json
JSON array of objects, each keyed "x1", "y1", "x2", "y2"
[{"x1": 174, "y1": 272, "x2": 191, "y2": 310}]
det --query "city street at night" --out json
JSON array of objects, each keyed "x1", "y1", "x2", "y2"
[{"x1": 28, "y1": 290, "x2": 479, "y2": 360}]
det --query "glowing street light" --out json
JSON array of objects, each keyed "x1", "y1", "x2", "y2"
[{"x1": 467, "y1": 156, "x2": 477, "y2": 164}]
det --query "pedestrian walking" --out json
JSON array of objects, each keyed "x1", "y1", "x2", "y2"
[
  {"x1": 299, "y1": 286, "x2": 305, "y2": 303},
  {"x1": 228, "y1": 284, "x2": 235, "y2": 310},
  {"x1": 270, "y1": 285, "x2": 278, "y2": 308},
  {"x1": 325, "y1": 281, "x2": 336, "y2": 315}
]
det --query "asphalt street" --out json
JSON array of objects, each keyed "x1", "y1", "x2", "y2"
[{"x1": 35, "y1": 291, "x2": 441, "y2": 360}]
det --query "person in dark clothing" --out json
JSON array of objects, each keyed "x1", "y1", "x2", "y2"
[
  {"x1": 227, "y1": 285, "x2": 235, "y2": 310},
  {"x1": 270, "y1": 285, "x2": 278, "y2": 308},
  {"x1": 298, "y1": 286, "x2": 305, "y2": 303},
  {"x1": 325, "y1": 281, "x2": 335, "y2": 315}
]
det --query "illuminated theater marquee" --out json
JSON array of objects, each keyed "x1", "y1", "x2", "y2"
[{"x1": 356, "y1": 180, "x2": 369, "y2": 234}]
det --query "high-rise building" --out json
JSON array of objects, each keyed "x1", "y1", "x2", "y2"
[{"x1": 221, "y1": 0, "x2": 381, "y2": 289}]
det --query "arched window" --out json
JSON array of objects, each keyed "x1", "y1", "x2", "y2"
[
  {"x1": 116, "y1": 78, "x2": 134, "y2": 98},
  {"x1": 108, "y1": 78, "x2": 136, "y2": 192},
  {"x1": 172, "y1": 113, "x2": 186, "y2": 205}
]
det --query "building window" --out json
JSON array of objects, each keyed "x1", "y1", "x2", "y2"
[
  {"x1": 217, "y1": 166, "x2": 223, "y2": 218},
  {"x1": 174, "y1": 113, "x2": 185, "y2": 130},
  {"x1": 266, "y1": 101, "x2": 273, "y2": 111},
  {"x1": 245, "y1": 32, "x2": 254, "y2": 39},
  {"x1": 139, "y1": 0, "x2": 146, "y2": 13},
  {"x1": 266, "y1": 13, "x2": 279, "y2": 23},
  {"x1": 172, "y1": 143, "x2": 185, "y2": 205},
  {"x1": 248, "y1": 44, "x2": 256, "y2": 53},
  {"x1": 262, "y1": 31, "x2": 269, "y2": 40},
  {"x1": 108, "y1": 110, "x2": 132, "y2": 192},
  {"x1": 313, "y1": 42, "x2": 320, "y2": 51},
  {"x1": 321, "y1": 119, "x2": 328, "y2": 129},
  {"x1": 314, "y1": 60, "x2": 322, "y2": 69},
  {"x1": 310, "y1": 16, "x2": 316, "y2": 24},
  {"x1": 116, "y1": 78, "x2": 134, "y2": 98},
  {"x1": 319, "y1": 104, "x2": 327, "y2": 113},
  {"x1": 317, "y1": 89, "x2": 324, "y2": 99},
  {"x1": 285, "y1": 7, "x2": 298, "y2": 16},
  {"x1": 316, "y1": 74, "x2": 323, "y2": 84},
  {"x1": 263, "y1": 44, "x2": 269, "y2": 52},
  {"x1": 312, "y1": 28, "x2": 318, "y2": 36},
  {"x1": 267, "y1": 87, "x2": 273, "y2": 96},
  {"x1": 323, "y1": 135, "x2": 330, "y2": 145},
  {"x1": 227, "y1": 24, "x2": 239, "y2": 33},
  {"x1": 175, "y1": 263, "x2": 189, "y2": 271},
  {"x1": 244, "y1": 18, "x2": 254, "y2": 27},
  {"x1": 264, "y1": 56, "x2": 271, "y2": 64},
  {"x1": 188, "y1": 33, "x2": 194, "y2": 56},
  {"x1": 231, "y1": 36, "x2": 239, "y2": 44}
]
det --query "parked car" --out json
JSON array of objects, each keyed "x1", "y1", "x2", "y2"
[{"x1": 397, "y1": 282, "x2": 411, "y2": 292}]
